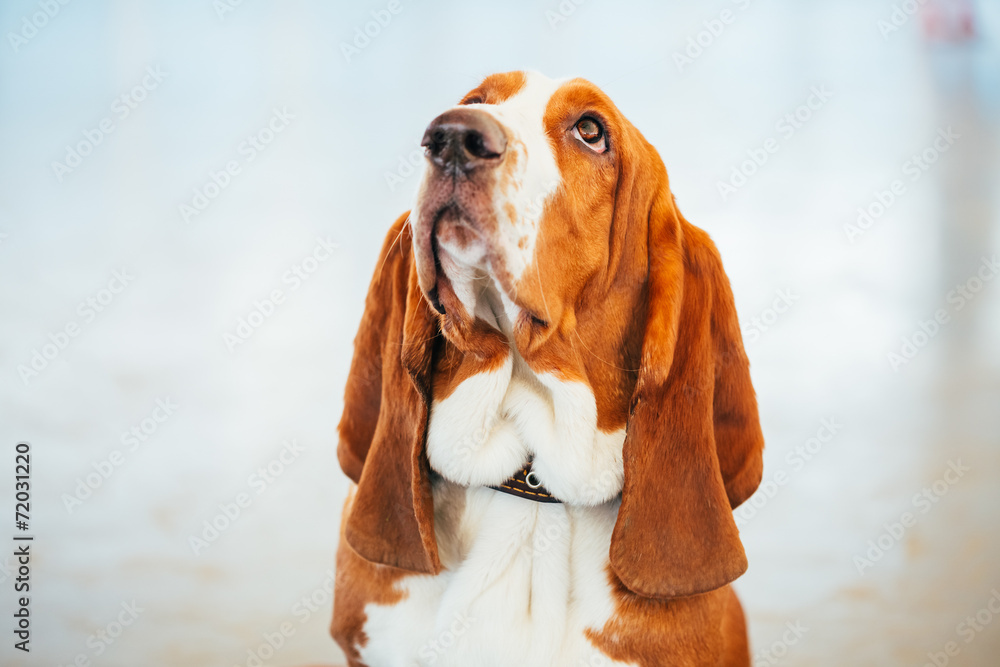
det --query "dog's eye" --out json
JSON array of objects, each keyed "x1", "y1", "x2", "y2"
[
  {"x1": 461, "y1": 96, "x2": 484, "y2": 105},
  {"x1": 573, "y1": 117, "x2": 607, "y2": 153},
  {"x1": 576, "y1": 118, "x2": 602, "y2": 142}
]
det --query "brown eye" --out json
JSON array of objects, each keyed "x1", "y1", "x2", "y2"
[
  {"x1": 462, "y1": 96, "x2": 484, "y2": 105},
  {"x1": 576, "y1": 118, "x2": 603, "y2": 143}
]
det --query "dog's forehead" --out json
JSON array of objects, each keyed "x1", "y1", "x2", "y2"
[
  {"x1": 465, "y1": 71, "x2": 568, "y2": 123},
  {"x1": 489, "y1": 71, "x2": 566, "y2": 120}
]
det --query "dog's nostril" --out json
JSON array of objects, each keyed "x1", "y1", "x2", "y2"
[
  {"x1": 464, "y1": 130, "x2": 500, "y2": 159},
  {"x1": 427, "y1": 129, "x2": 447, "y2": 155},
  {"x1": 464, "y1": 131, "x2": 485, "y2": 157}
]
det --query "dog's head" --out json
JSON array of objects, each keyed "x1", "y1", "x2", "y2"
[
  {"x1": 411, "y1": 71, "x2": 649, "y2": 354},
  {"x1": 339, "y1": 71, "x2": 764, "y2": 599}
]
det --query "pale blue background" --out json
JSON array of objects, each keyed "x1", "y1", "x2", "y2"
[{"x1": 1, "y1": 1, "x2": 999, "y2": 665}]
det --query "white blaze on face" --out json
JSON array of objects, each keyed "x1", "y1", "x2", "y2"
[
  {"x1": 472, "y1": 71, "x2": 564, "y2": 283},
  {"x1": 416, "y1": 72, "x2": 565, "y2": 320}
]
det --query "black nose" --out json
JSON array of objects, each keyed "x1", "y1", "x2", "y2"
[{"x1": 421, "y1": 108, "x2": 506, "y2": 175}]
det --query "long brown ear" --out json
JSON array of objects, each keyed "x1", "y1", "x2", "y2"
[
  {"x1": 337, "y1": 212, "x2": 441, "y2": 574},
  {"x1": 609, "y1": 197, "x2": 764, "y2": 599}
]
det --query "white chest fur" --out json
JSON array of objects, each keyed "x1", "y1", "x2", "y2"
[
  {"x1": 424, "y1": 327, "x2": 625, "y2": 506},
  {"x1": 358, "y1": 483, "x2": 633, "y2": 667},
  {"x1": 358, "y1": 297, "x2": 633, "y2": 666}
]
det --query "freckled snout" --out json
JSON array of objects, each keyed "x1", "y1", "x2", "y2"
[{"x1": 421, "y1": 108, "x2": 507, "y2": 175}]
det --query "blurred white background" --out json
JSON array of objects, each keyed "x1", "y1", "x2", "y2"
[{"x1": 1, "y1": 1, "x2": 999, "y2": 665}]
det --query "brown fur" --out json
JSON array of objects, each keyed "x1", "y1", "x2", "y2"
[
  {"x1": 330, "y1": 488, "x2": 409, "y2": 665},
  {"x1": 458, "y1": 70, "x2": 527, "y2": 105},
  {"x1": 587, "y1": 573, "x2": 749, "y2": 666}
]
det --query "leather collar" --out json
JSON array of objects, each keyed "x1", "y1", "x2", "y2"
[{"x1": 489, "y1": 463, "x2": 560, "y2": 503}]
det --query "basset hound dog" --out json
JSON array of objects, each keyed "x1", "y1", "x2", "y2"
[{"x1": 331, "y1": 71, "x2": 765, "y2": 667}]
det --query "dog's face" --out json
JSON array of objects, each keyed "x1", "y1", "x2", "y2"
[{"x1": 412, "y1": 71, "x2": 645, "y2": 356}]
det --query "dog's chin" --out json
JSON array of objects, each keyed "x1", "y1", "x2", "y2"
[
  {"x1": 415, "y1": 202, "x2": 551, "y2": 336},
  {"x1": 434, "y1": 209, "x2": 489, "y2": 269},
  {"x1": 415, "y1": 203, "x2": 482, "y2": 312}
]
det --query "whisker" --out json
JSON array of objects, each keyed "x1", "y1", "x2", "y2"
[{"x1": 377, "y1": 215, "x2": 410, "y2": 281}]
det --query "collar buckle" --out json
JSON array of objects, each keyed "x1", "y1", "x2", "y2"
[{"x1": 489, "y1": 463, "x2": 560, "y2": 503}]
